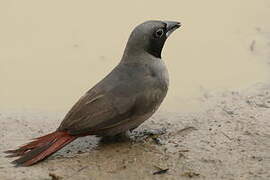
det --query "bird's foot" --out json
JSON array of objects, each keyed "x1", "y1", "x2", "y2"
[
  {"x1": 131, "y1": 128, "x2": 167, "y2": 145},
  {"x1": 133, "y1": 128, "x2": 166, "y2": 137},
  {"x1": 100, "y1": 128, "x2": 167, "y2": 145},
  {"x1": 141, "y1": 128, "x2": 167, "y2": 136},
  {"x1": 100, "y1": 131, "x2": 133, "y2": 143}
]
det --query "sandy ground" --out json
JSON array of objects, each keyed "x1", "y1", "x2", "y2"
[
  {"x1": 1, "y1": 83, "x2": 270, "y2": 180},
  {"x1": 1, "y1": 1, "x2": 270, "y2": 179}
]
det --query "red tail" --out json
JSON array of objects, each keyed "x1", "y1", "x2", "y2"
[{"x1": 5, "y1": 131, "x2": 77, "y2": 166}]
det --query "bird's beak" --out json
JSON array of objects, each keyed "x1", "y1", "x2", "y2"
[{"x1": 164, "y1": 21, "x2": 181, "y2": 37}]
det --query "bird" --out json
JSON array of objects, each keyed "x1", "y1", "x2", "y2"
[{"x1": 5, "y1": 20, "x2": 181, "y2": 166}]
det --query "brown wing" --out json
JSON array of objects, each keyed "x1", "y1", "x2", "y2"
[
  {"x1": 57, "y1": 83, "x2": 138, "y2": 135},
  {"x1": 57, "y1": 62, "x2": 161, "y2": 135}
]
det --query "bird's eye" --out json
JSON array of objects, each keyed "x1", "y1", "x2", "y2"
[{"x1": 154, "y1": 28, "x2": 164, "y2": 38}]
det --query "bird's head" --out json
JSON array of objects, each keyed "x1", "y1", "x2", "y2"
[{"x1": 123, "y1": 20, "x2": 181, "y2": 59}]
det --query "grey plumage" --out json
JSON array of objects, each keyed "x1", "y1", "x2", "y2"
[
  {"x1": 5, "y1": 20, "x2": 181, "y2": 166},
  {"x1": 58, "y1": 20, "x2": 181, "y2": 136}
]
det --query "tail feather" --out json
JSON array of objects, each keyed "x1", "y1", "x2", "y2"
[
  {"x1": 4, "y1": 131, "x2": 64, "y2": 155},
  {"x1": 5, "y1": 150, "x2": 28, "y2": 158},
  {"x1": 5, "y1": 131, "x2": 77, "y2": 166},
  {"x1": 12, "y1": 142, "x2": 53, "y2": 165}
]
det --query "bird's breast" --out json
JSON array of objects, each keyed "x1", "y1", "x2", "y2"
[
  {"x1": 149, "y1": 60, "x2": 169, "y2": 91},
  {"x1": 135, "y1": 61, "x2": 169, "y2": 113}
]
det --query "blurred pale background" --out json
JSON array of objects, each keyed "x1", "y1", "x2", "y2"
[{"x1": 1, "y1": 0, "x2": 270, "y2": 112}]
